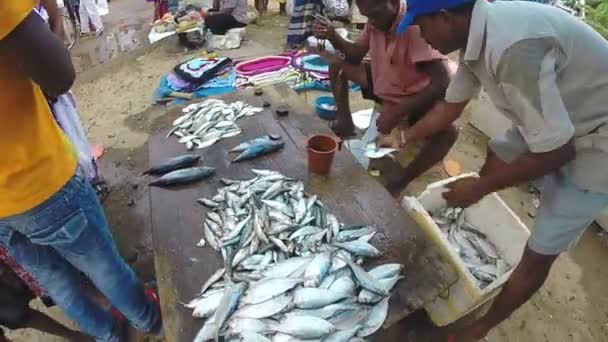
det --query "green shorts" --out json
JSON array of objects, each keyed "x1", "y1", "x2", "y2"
[{"x1": 490, "y1": 128, "x2": 608, "y2": 255}]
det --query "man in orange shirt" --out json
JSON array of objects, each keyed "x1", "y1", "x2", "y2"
[
  {"x1": 313, "y1": 0, "x2": 458, "y2": 197},
  {"x1": 0, "y1": 3, "x2": 161, "y2": 341}
]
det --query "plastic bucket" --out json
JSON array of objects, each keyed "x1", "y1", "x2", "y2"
[{"x1": 306, "y1": 134, "x2": 341, "y2": 175}]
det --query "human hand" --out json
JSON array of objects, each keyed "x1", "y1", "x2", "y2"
[
  {"x1": 310, "y1": 46, "x2": 343, "y2": 66},
  {"x1": 442, "y1": 177, "x2": 487, "y2": 208},
  {"x1": 312, "y1": 15, "x2": 335, "y2": 41},
  {"x1": 375, "y1": 132, "x2": 401, "y2": 149}
]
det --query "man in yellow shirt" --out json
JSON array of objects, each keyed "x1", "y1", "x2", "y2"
[{"x1": 0, "y1": 2, "x2": 162, "y2": 341}]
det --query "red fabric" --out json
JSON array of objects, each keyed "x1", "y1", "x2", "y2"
[
  {"x1": 0, "y1": 247, "x2": 47, "y2": 298},
  {"x1": 154, "y1": 0, "x2": 169, "y2": 21}
]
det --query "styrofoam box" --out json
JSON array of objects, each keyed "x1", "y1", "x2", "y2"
[{"x1": 402, "y1": 173, "x2": 530, "y2": 326}]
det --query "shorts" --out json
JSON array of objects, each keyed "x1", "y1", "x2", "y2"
[
  {"x1": 490, "y1": 128, "x2": 608, "y2": 255},
  {"x1": 360, "y1": 62, "x2": 436, "y2": 127}
]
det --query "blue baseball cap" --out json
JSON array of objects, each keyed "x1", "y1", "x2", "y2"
[{"x1": 397, "y1": 0, "x2": 476, "y2": 33}]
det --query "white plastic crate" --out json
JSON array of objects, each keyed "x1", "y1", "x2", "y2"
[{"x1": 402, "y1": 173, "x2": 530, "y2": 326}]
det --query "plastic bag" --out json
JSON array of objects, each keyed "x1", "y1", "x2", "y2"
[
  {"x1": 52, "y1": 93, "x2": 98, "y2": 181},
  {"x1": 322, "y1": 0, "x2": 349, "y2": 18}
]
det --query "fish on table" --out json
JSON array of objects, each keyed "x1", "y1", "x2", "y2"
[
  {"x1": 168, "y1": 99, "x2": 264, "y2": 151},
  {"x1": 143, "y1": 154, "x2": 201, "y2": 175},
  {"x1": 232, "y1": 138, "x2": 285, "y2": 163},
  {"x1": 185, "y1": 170, "x2": 405, "y2": 341},
  {"x1": 149, "y1": 166, "x2": 215, "y2": 187}
]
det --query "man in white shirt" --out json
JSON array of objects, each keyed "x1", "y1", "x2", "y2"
[{"x1": 391, "y1": 0, "x2": 608, "y2": 340}]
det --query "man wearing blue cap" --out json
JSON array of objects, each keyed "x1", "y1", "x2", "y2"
[{"x1": 387, "y1": 0, "x2": 608, "y2": 340}]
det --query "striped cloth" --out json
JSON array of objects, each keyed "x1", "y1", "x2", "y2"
[{"x1": 287, "y1": 0, "x2": 323, "y2": 46}]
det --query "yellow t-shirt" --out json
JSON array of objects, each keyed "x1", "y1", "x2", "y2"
[{"x1": 0, "y1": 0, "x2": 77, "y2": 217}]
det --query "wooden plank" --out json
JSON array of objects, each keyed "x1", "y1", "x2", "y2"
[{"x1": 148, "y1": 85, "x2": 457, "y2": 341}]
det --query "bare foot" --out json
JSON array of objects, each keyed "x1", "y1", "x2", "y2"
[{"x1": 330, "y1": 120, "x2": 356, "y2": 138}]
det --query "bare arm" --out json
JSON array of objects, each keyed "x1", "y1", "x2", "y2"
[
  {"x1": 480, "y1": 141, "x2": 575, "y2": 194},
  {"x1": 312, "y1": 17, "x2": 368, "y2": 65},
  {"x1": 327, "y1": 32, "x2": 368, "y2": 65},
  {"x1": 0, "y1": 12, "x2": 75, "y2": 98},
  {"x1": 377, "y1": 60, "x2": 451, "y2": 134},
  {"x1": 41, "y1": 0, "x2": 64, "y2": 38}
]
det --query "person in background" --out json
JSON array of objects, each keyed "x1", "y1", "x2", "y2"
[
  {"x1": 203, "y1": 0, "x2": 249, "y2": 35},
  {"x1": 313, "y1": 0, "x2": 457, "y2": 197},
  {"x1": 287, "y1": 0, "x2": 323, "y2": 48},
  {"x1": 79, "y1": 0, "x2": 104, "y2": 36},
  {"x1": 390, "y1": 0, "x2": 608, "y2": 340},
  {"x1": 0, "y1": 2, "x2": 161, "y2": 341}
]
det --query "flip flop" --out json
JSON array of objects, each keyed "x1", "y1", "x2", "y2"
[
  {"x1": 92, "y1": 143, "x2": 105, "y2": 160},
  {"x1": 443, "y1": 159, "x2": 462, "y2": 177}
]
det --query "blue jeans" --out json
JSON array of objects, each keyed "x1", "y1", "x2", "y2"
[{"x1": 0, "y1": 174, "x2": 159, "y2": 341}]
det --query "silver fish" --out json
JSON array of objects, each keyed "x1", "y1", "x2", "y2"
[
  {"x1": 239, "y1": 332, "x2": 272, "y2": 342},
  {"x1": 357, "y1": 297, "x2": 389, "y2": 337},
  {"x1": 233, "y1": 293, "x2": 293, "y2": 319},
  {"x1": 303, "y1": 251, "x2": 332, "y2": 287},
  {"x1": 358, "y1": 275, "x2": 403, "y2": 304},
  {"x1": 343, "y1": 258, "x2": 388, "y2": 296},
  {"x1": 323, "y1": 325, "x2": 360, "y2": 342},
  {"x1": 192, "y1": 291, "x2": 223, "y2": 318},
  {"x1": 293, "y1": 288, "x2": 349, "y2": 309},
  {"x1": 332, "y1": 240, "x2": 382, "y2": 258},
  {"x1": 149, "y1": 167, "x2": 215, "y2": 187},
  {"x1": 274, "y1": 316, "x2": 335, "y2": 339},
  {"x1": 263, "y1": 257, "x2": 312, "y2": 278},
  {"x1": 368, "y1": 264, "x2": 404, "y2": 279},
  {"x1": 199, "y1": 268, "x2": 225, "y2": 295},
  {"x1": 227, "y1": 318, "x2": 277, "y2": 335},
  {"x1": 241, "y1": 278, "x2": 301, "y2": 305},
  {"x1": 329, "y1": 275, "x2": 356, "y2": 296}
]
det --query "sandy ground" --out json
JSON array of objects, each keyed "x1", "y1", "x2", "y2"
[{"x1": 7, "y1": 0, "x2": 608, "y2": 341}]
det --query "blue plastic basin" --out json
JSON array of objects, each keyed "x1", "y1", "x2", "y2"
[{"x1": 315, "y1": 96, "x2": 337, "y2": 121}]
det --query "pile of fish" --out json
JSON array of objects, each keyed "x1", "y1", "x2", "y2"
[
  {"x1": 431, "y1": 208, "x2": 510, "y2": 289},
  {"x1": 144, "y1": 154, "x2": 216, "y2": 187},
  {"x1": 188, "y1": 169, "x2": 404, "y2": 341},
  {"x1": 169, "y1": 99, "x2": 264, "y2": 150}
]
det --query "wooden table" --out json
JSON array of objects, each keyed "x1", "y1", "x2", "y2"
[{"x1": 148, "y1": 85, "x2": 457, "y2": 341}]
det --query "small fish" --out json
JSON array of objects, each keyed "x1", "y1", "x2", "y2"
[
  {"x1": 198, "y1": 198, "x2": 220, "y2": 208},
  {"x1": 368, "y1": 264, "x2": 404, "y2": 279},
  {"x1": 365, "y1": 142, "x2": 397, "y2": 159},
  {"x1": 143, "y1": 154, "x2": 200, "y2": 175},
  {"x1": 357, "y1": 297, "x2": 389, "y2": 337},
  {"x1": 323, "y1": 325, "x2": 360, "y2": 342},
  {"x1": 358, "y1": 275, "x2": 403, "y2": 304},
  {"x1": 241, "y1": 278, "x2": 301, "y2": 305},
  {"x1": 149, "y1": 167, "x2": 215, "y2": 187},
  {"x1": 303, "y1": 251, "x2": 332, "y2": 287},
  {"x1": 332, "y1": 239, "x2": 382, "y2": 258},
  {"x1": 239, "y1": 332, "x2": 271, "y2": 342},
  {"x1": 343, "y1": 258, "x2": 388, "y2": 296},
  {"x1": 227, "y1": 318, "x2": 277, "y2": 335},
  {"x1": 233, "y1": 140, "x2": 285, "y2": 163},
  {"x1": 293, "y1": 288, "x2": 349, "y2": 309},
  {"x1": 274, "y1": 315, "x2": 335, "y2": 339},
  {"x1": 263, "y1": 257, "x2": 312, "y2": 278},
  {"x1": 191, "y1": 291, "x2": 223, "y2": 318},
  {"x1": 329, "y1": 275, "x2": 356, "y2": 296},
  {"x1": 233, "y1": 293, "x2": 293, "y2": 319},
  {"x1": 229, "y1": 134, "x2": 282, "y2": 153}
]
